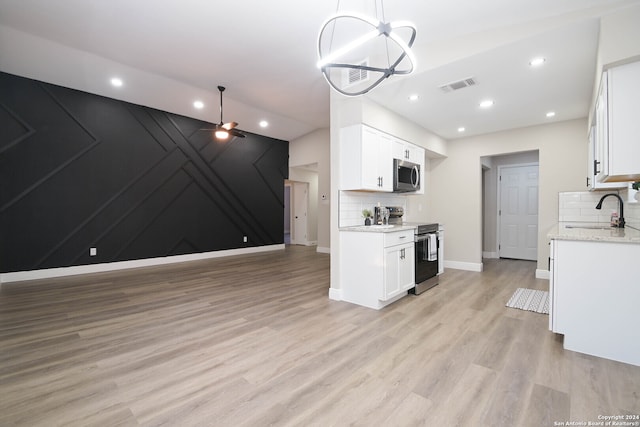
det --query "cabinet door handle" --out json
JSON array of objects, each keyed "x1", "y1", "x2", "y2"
[
  {"x1": 586, "y1": 177, "x2": 590, "y2": 187},
  {"x1": 594, "y1": 160, "x2": 600, "y2": 175},
  {"x1": 399, "y1": 236, "x2": 406, "y2": 239}
]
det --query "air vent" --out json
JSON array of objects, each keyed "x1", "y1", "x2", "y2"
[
  {"x1": 439, "y1": 77, "x2": 477, "y2": 93},
  {"x1": 344, "y1": 60, "x2": 369, "y2": 86}
]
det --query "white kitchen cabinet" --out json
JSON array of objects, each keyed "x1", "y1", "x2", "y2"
[
  {"x1": 340, "y1": 124, "x2": 393, "y2": 192},
  {"x1": 587, "y1": 124, "x2": 625, "y2": 190},
  {"x1": 340, "y1": 229, "x2": 415, "y2": 309},
  {"x1": 548, "y1": 238, "x2": 640, "y2": 366},
  {"x1": 392, "y1": 139, "x2": 424, "y2": 164},
  {"x1": 384, "y1": 242, "x2": 415, "y2": 300},
  {"x1": 594, "y1": 60, "x2": 640, "y2": 183}
]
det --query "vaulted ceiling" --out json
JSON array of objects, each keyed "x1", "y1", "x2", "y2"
[{"x1": 1, "y1": 0, "x2": 639, "y2": 141}]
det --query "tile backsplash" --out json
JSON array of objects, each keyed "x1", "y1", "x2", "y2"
[
  {"x1": 559, "y1": 188, "x2": 639, "y2": 229},
  {"x1": 339, "y1": 191, "x2": 406, "y2": 227}
]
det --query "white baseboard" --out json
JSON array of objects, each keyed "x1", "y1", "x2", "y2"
[
  {"x1": 536, "y1": 269, "x2": 550, "y2": 280},
  {"x1": 328, "y1": 287, "x2": 342, "y2": 301},
  {"x1": 316, "y1": 246, "x2": 330, "y2": 254},
  {"x1": 483, "y1": 251, "x2": 499, "y2": 259},
  {"x1": 444, "y1": 260, "x2": 484, "y2": 272},
  {"x1": 0, "y1": 244, "x2": 285, "y2": 285}
]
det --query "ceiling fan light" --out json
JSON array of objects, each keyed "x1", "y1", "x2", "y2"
[{"x1": 215, "y1": 129, "x2": 229, "y2": 139}]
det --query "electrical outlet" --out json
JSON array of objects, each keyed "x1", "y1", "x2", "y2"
[
  {"x1": 243, "y1": 236, "x2": 248, "y2": 243},
  {"x1": 90, "y1": 247, "x2": 97, "y2": 256}
]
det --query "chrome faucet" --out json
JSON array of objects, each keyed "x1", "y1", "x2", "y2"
[{"x1": 595, "y1": 193, "x2": 625, "y2": 228}]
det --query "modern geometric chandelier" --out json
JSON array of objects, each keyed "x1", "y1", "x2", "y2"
[{"x1": 317, "y1": 0, "x2": 417, "y2": 96}]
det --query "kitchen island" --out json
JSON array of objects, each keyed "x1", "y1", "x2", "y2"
[{"x1": 547, "y1": 223, "x2": 640, "y2": 366}]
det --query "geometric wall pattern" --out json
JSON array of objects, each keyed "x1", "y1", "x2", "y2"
[{"x1": 0, "y1": 71, "x2": 288, "y2": 273}]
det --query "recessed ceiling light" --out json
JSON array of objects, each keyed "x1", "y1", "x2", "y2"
[
  {"x1": 546, "y1": 111, "x2": 556, "y2": 118},
  {"x1": 193, "y1": 100, "x2": 204, "y2": 109},
  {"x1": 458, "y1": 127, "x2": 466, "y2": 133},
  {"x1": 259, "y1": 120, "x2": 269, "y2": 128},
  {"x1": 529, "y1": 57, "x2": 546, "y2": 67},
  {"x1": 110, "y1": 77, "x2": 123, "y2": 87},
  {"x1": 479, "y1": 99, "x2": 494, "y2": 108},
  {"x1": 408, "y1": 94, "x2": 419, "y2": 101}
]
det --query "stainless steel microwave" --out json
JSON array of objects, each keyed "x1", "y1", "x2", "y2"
[{"x1": 393, "y1": 159, "x2": 420, "y2": 192}]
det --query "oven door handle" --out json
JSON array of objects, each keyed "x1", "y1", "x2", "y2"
[{"x1": 415, "y1": 234, "x2": 431, "y2": 242}]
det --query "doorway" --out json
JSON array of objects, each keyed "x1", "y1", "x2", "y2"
[
  {"x1": 497, "y1": 163, "x2": 539, "y2": 261},
  {"x1": 284, "y1": 181, "x2": 309, "y2": 245},
  {"x1": 481, "y1": 151, "x2": 539, "y2": 262}
]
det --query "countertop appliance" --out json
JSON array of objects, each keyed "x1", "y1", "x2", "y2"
[
  {"x1": 409, "y1": 223, "x2": 440, "y2": 295},
  {"x1": 374, "y1": 206, "x2": 404, "y2": 225},
  {"x1": 393, "y1": 159, "x2": 420, "y2": 193}
]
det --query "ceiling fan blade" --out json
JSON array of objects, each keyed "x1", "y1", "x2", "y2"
[
  {"x1": 222, "y1": 121, "x2": 238, "y2": 130},
  {"x1": 198, "y1": 123, "x2": 224, "y2": 131},
  {"x1": 230, "y1": 128, "x2": 246, "y2": 138}
]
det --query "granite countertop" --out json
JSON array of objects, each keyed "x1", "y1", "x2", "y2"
[
  {"x1": 548, "y1": 222, "x2": 640, "y2": 244},
  {"x1": 339, "y1": 224, "x2": 418, "y2": 233}
]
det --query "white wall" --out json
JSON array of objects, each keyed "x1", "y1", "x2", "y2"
[
  {"x1": 589, "y1": 3, "x2": 640, "y2": 126},
  {"x1": 598, "y1": 4, "x2": 640, "y2": 68},
  {"x1": 289, "y1": 128, "x2": 330, "y2": 252},
  {"x1": 430, "y1": 119, "x2": 588, "y2": 273}
]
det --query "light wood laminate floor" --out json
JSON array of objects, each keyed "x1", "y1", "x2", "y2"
[{"x1": 1, "y1": 245, "x2": 639, "y2": 426}]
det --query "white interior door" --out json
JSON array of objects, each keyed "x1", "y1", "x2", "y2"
[
  {"x1": 499, "y1": 164, "x2": 539, "y2": 261},
  {"x1": 291, "y1": 182, "x2": 308, "y2": 245}
]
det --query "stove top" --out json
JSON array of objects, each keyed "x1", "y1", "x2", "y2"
[{"x1": 403, "y1": 222, "x2": 439, "y2": 234}]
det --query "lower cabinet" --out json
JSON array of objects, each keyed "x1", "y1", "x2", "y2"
[
  {"x1": 384, "y1": 242, "x2": 415, "y2": 300},
  {"x1": 340, "y1": 229, "x2": 415, "y2": 309},
  {"x1": 549, "y1": 238, "x2": 640, "y2": 366}
]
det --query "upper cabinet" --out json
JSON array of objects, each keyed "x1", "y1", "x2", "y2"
[
  {"x1": 392, "y1": 139, "x2": 423, "y2": 164},
  {"x1": 340, "y1": 124, "x2": 425, "y2": 193},
  {"x1": 593, "y1": 60, "x2": 640, "y2": 184},
  {"x1": 340, "y1": 124, "x2": 393, "y2": 192},
  {"x1": 587, "y1": 124, "x2": 625, "y2": 190}
]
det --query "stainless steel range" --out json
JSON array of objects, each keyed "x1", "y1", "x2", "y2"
[
  {"x1": 410, "y1": 223, "x2": 440, "y2": 294},
  {"x1": 372, "y1": 205, "x2": 441, "y2": 295}
]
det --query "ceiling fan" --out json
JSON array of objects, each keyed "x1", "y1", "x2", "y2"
[{"x1": 201, "y1": 85, "x2": 245, "y2": 140}]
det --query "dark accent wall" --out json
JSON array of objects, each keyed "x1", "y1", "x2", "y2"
[{"x1": 0, "y1": 72, "x2": 288, "y2": 273}]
